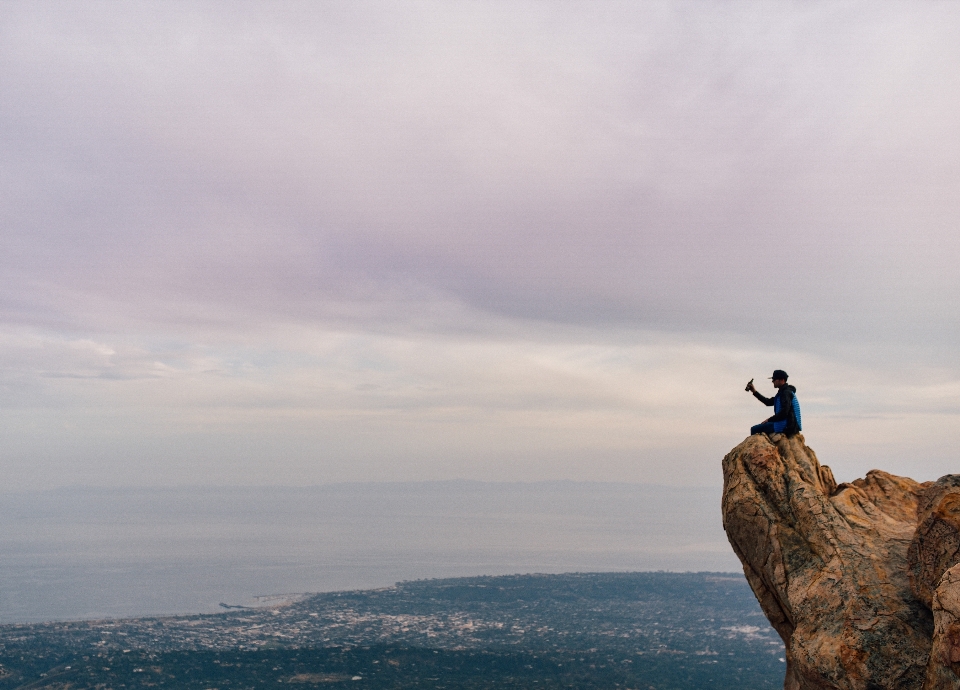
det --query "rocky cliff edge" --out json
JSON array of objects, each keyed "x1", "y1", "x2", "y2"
[{"x1": 722, "y1": 433, "x2": 960, "y2": 690}]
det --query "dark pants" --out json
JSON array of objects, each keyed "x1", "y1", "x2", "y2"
[{"x1": 750, "y1": 421, "x2": 781, "y2": 435}]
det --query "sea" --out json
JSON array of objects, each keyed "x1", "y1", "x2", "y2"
[{"x1": 0, "y1": 481, "x2": 739, "y2": 623}]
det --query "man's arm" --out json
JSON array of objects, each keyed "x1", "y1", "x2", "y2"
[{"x1": 751, "y1": 390, "x2": 775, "y2": 406}]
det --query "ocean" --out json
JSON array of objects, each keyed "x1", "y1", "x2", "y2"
[{"x1": 0, "y1": 481, "x2": 738, "y2": 623}]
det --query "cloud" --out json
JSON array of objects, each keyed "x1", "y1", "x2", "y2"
[
  {"x1": 1, "y1": 319, "x2": 958, "y2": 490},
  {"x1": 2, "y1": 2, "x2": 960, "y2": 488}
]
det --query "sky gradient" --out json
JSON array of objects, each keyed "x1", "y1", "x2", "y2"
[{"x1": 3, "y1": 1, "x2": 960, "y2": 490}]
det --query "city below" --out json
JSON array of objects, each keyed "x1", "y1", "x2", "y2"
[{"x1": 0, "y1": 571, "x2": 784, "y2": 688}]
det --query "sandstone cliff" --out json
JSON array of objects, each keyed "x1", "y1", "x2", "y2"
[{"x1": 722, "y1": 433, "x2": 960, "y2": 690}]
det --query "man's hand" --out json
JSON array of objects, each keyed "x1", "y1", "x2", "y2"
[{"x1": 745, "y1": 379, "x2": 756, "y2": 393}]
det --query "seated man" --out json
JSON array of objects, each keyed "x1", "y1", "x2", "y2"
[{"x1": 746, "y1": 369, "x2": 801, "y2": 437}]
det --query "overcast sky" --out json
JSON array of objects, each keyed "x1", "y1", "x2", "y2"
[{"x1": 2, "y1": 1, "x2": 959, "y2": 490}]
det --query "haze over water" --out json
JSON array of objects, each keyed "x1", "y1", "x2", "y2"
[{"x1": 0, "y1": 482, "x2": 734, "y2": 623}]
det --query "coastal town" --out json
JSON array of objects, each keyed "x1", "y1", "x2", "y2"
[{"x1": 0, "y1": 572, "x2": 784, "y2": 688}]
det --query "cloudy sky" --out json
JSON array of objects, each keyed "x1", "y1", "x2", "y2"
[{"x1": 2, "y1": 1, "x2": 959, "y2": 491}]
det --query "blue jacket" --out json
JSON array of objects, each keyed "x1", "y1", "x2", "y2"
[{"x1": 754, "y1": 385, "x2": 801, "y2": 436}]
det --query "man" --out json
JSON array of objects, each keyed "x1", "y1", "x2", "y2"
[{"x1": 746, "y1": 369, "x2": 801, "y2": 437}]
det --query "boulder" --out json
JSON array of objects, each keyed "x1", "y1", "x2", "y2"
[
  {"x1": 925, "y1": 564, "x2": 960, "y2": 690},
  {"x1": 908, "y1": 475, "x2": 960, "y2": 609},
  {"x1": 722, "y1": 433, "x2": 934, "y2": 689}
]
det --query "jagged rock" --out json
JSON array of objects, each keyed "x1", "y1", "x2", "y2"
[
  {"x1": 925, "y1": 564, "x2": 960, "y2": 690},
  {"x1": 911, "y1": 477, "x2": 960, "y2": 689},
  {"x1": 722, "y1": 433, "x2": 933, "y2": 689},
  {"x1": 909, "y1": 475, "x2": 960, "y2": 609}
]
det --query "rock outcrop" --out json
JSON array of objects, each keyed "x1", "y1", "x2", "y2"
[
  {"x1": 908, "y1": 475, "x2": 960, "y2": 689},
  {"x1": 926, "y1": 564, "x2": 960, "y2": 690},
  {"x1": 908, "y1": 475, "x2": 960, "y2": 610},
  {"x1": 722, "y1": 433, "x2": 960, "y2": 689}
]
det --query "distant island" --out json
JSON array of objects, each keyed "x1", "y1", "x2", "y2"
[{"x1": 0, "y1": 572, "x2": 783, "y2": 688}]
